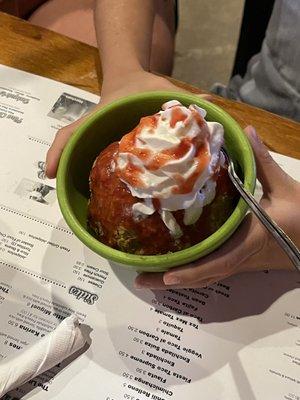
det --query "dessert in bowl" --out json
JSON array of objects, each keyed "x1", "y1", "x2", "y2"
[
  {"x1": 57, "y1": 92, "x2": 256, "y2": 272},
  {"x1": 89, "y1": 100, "x2": 238, "y2": 255}
]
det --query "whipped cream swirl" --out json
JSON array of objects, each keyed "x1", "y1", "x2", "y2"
[{"x1": 116, "y1": 100, "x2": 224, "y2": 238}]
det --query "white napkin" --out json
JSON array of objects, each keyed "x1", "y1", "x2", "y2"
[{"x1": 0, "y1": 314, "x2": 87, "y2": 397}]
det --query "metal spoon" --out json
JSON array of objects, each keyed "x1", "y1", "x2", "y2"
[{"x1": 221, "y1": 147, "x2": 300, "y2": 272}]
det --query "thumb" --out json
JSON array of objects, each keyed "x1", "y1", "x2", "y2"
[
  {"x1": 46, "y1": 102, "x2": 103, "y2": 178},
  {"x1": 163, "y1": 215, "x2": 256, "y2": 287},
  {"x1": 135, "y1": 215, "x2": 258, "y2": 290},
  {"x1": 46, "y1": 118, "x2": 84, "y2": 178},
  {"x1": 244, "y1": 125, "x2": 291, "y2": 196},
  {"x1": 196, "y1": 93, "x2": 214, "y2": 102}
]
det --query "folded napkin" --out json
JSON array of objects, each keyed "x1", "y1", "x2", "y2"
[{"x1": 0, "y1": 314, "x2": 87, "y2": 397}]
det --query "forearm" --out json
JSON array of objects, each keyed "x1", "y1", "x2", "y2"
[{"x1": 95, "y1": 0, "x2": 155, "y2": 80}]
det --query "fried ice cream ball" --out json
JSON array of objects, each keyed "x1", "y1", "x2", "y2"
[{"x1": 88, "y1": 142, "x2": 237, "y2": 255}]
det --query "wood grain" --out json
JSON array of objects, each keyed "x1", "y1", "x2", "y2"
[
  {"x1": 0, "y1": 12, "x2": 102, "y2": 93},
  {"x1": 0, "y1": 12, "x2": 299, "y2": 159}
]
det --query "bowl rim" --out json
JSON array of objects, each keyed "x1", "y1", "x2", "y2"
[{"x1": 57, "y1": 91, "x2": 256, "y2": 269}]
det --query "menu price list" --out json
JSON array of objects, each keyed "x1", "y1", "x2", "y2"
[{"x1": 109, "y1": 288, "x2": 212, "y2": 400}]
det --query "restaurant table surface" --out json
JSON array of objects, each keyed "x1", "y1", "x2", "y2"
[{"x1": 0, "y1": 11, "x2": 299, "y2": 159}]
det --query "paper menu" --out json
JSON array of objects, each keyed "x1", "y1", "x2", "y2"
[{"x1": 0, "y1": 64, "x2": 299, "y2": 400}]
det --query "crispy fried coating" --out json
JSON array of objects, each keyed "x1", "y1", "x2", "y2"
[{"x1": 88, "y1": 142, "x2": 237, "y2": 255}]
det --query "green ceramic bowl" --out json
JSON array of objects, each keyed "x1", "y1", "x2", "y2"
[{"x1": 57, "y1": 91, "x2": 256, "y2": 272}]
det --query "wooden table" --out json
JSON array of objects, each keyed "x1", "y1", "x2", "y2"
[{"x1": 0, "y1": 11, "x2": 299, "y2": 159}]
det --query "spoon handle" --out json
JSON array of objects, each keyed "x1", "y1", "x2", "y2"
[{"x1": 227, "y1": 158, "x2": 300, "y2": 272}]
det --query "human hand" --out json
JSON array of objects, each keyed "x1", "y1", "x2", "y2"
[
  {"x1": 135, "y1": 126, "x2": 300, "y2": 289},
  {"x1": 45, "y1": 70, "x2": 211, "y2": 178}
]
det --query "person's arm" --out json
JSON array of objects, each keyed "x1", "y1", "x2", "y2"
[
  {"x1": 94, "y1": 0, "x2": 180, "y2": 107},
  {"x1": 95, "y1": 0, "x2": 155, "y2": 78},
  {"x1": 45, "y1": 0, "x2": 209, "y2": 178},
  {"x1": 46, "y1": 0, "x2": 181, "y2": 178},
  {"x1": 135, "y1": 126, "x2": 300, "y2": 289}
]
